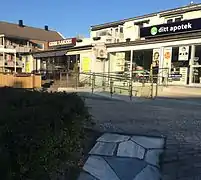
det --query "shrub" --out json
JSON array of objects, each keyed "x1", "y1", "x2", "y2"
[{"x1": 0, "y1": 87, "x2": 92, "y2": 180}]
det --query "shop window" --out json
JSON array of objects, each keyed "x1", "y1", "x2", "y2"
[
  {"x1": 133, "y1": 50, "x2": 152, "y2": 71},
  {"x1": 171, "y1": 47, "x2": 189, "y2": 69}
]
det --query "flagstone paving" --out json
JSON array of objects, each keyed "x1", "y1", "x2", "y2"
[{"x1": 78, "y1": 133, "x2": 165, "y2": 180}]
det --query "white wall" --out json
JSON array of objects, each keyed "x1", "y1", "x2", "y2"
[{"x1": 183, "y1": 10, "x2": 201, "y2": 20}]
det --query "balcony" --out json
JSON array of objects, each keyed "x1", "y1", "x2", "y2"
[
  {"x1": 5, "y1": 45, "x2": 31, "y2": 53},
  {"x1": 0, "y1": 59, "x2": 23, "y2": 68},
  {"x1": 15, "y1": 46, "x2": 31, "y2": 53}
]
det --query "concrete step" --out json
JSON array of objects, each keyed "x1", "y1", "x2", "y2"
[{"x1": 157, "y1": 85, "x2": 201, "y2": 97}]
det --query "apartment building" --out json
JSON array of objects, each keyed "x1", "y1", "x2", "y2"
[
  {"x1": 88, "y1": 3, "x2": 201, "y2": 86},
  {"x1": 0, "y1": 20, "x2": 64, "y2": 73}
]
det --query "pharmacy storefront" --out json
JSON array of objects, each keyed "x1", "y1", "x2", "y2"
[{"x1": 107, "y1": 18, "x2": 201, "y2": 86}]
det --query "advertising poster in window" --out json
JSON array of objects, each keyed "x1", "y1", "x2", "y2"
[
  {"x1": 163, "y1": 47, "x2": 172, "y2": 76},
  {"x1": 25, "y1": 60, "x2": 31, "y2": 73},
  {"x1": 81, "y1": 57, "x2": 91, "y2": 72},
  {"x1": 178, "y1": 46, "x2": 189, "y2": 61},
  {"x1": 115, "y1": 52, "x2": 125, "y2": 72},
  {"x1": 152, "y1": 49, "x2": 160, "y2": 67}
]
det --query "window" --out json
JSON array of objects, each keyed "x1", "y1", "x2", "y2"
[
  {"x1": 37, "y1": 43, "x2": 44, "y2": 50},
  {"x1": 175, "y1": 17, "x2": 182, "y2": 22},
  {"x1": 120, "y1": 27, "x2": 123, "y2": 33},
  {"x1": 97, "y1": 30, "x2": 111, "y2": 36},
  {"x1": 106, "y1": 39, "x2": 112, "y2": 42},
  {"x1": 0, "y1": 37, "x2": 3, "y2": 45},
  {"x1": 138, "y1": 24, "x2": 144, "y2": 28},
  {"x1": 167, "y1": 19, "x2": 173, "y2": 24},
  {"x1": 166, "y1": 17, "x2": 182, "y2": 24}
]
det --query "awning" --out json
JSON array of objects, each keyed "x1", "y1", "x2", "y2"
[{"x1": 33, "y1": 50, "x2": 67, "y2": 58}]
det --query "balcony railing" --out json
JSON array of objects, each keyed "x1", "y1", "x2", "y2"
[
  {"x1": 0, "y1": 59, "x2": 23, "y2": 67},
  {"x1": 15, "y1": 46, "x2": 31, "y2": 53},
  {"x1": 5, "y1": 45, "x2": 31, "y2": 53}
]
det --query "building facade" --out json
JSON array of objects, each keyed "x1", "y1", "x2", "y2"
[
  {"x1": 21, "y1": 3, "x2": 201, "y2": 87},
  {"x1": 88, "y1": 3, "x2": 201, "y2": 86},
  {"x1": 0, "y1": 20, "x2": 64, "y2": 73}
]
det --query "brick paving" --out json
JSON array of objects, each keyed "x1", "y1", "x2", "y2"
[{"x1": 82, "y1": 93, "x2": 201, "y2": 180}]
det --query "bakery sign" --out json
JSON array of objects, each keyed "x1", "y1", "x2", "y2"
[
  {"x1": 140, "y1": 18, "x2": 201, "y2": 38},
  {"x1": 48, "y1": 38, "x2": 76, "y2": 47}
]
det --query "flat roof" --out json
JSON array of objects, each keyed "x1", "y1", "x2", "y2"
[
  {"x1": 91, "y1": 3, "x2": 201, "y2": 31},
  {"x1": 23, "y1": 44, "x2": 93, "y2": 56}
]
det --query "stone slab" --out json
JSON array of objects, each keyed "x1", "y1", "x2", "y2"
[
  {"x1": 134, "y1": 165, "x2": 161, "y2": 180},
  {"x1": 83, "y1": 155, "x2": 120, "y2": 180},
  {"x1": 89, "y1": 142, "x2": 117, "y2": 156},
  {"x1": 117, "y1": 140, "x2": 145, "y2": 159},
  {"x1": 145, "y1": 149, "x2": 163, "y2": 167},
  {"x1": 131, "y1": 136, "x2": 165, "y2": 149},
  {"x1": 104, "y1": 156, "x2": 147, "y2": 180},
  {"x1": 97, "y1": 133, "x2": 130, "y2": 143}
]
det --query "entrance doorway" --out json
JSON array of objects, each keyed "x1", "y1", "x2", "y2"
[{"x1": 191, "y1": 45, "x2": 201, "y2": 85}]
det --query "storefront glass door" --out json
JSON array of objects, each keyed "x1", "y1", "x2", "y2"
[
  {"x1": 192, "y1": 65, "x2": 201, "y2": 84},
  {"x1": 190, "y1": 45, "x2": 201, "y2": 86}
]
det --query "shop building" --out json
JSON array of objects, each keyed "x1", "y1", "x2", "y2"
[
  {"x1": 0, "y1": 20, "x2": 64, "y2": 73},
  {"x1": 88, "y1": 3, "x2": 201, "y2": 86},
  {"x1": 23, "y1": 3, "x2": 201, "y2": 86},
  {"x1": 28, "y1": 37, "x2": 108, "y2": 77}
]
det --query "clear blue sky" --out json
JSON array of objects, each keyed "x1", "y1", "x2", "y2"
[{"x1": 1, "y1": 0, "x2": 199, "y2": 38}]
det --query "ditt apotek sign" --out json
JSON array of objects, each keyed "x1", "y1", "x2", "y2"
[{"x1": 141, "y1": 18, "x2": 201, "y2": 38}]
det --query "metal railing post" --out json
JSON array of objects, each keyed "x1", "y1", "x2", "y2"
[
  {"x1": 59, "y1": 71, "x2": 61, "y2": 87},
  {"x1": 155, "y1": 74, "x2": 158, "y2": 98},
  {"x1": 66, "y1": 71, "x2": 69, "y2": 87},
  {"x1": 110, "y1": 78, "x2": 114, "y2": 98},
  {"x1": 150, "y1": 65, "x2": 154, "y2": 99},
  {"x1": 75, "y1": 72, "x2": 78, "y2": 89},
  {"x1": 129, "y1": 75, "x2": 133, "y2": 101},
  {"x1": 92, "y1": 73, "x2": 95, "y2": 94}
]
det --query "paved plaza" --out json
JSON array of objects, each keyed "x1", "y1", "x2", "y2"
[{"x1": 80, "y1": 92, "x2": 201, "y2": 180}]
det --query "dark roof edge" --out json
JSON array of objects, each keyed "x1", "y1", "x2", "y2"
[
  {"x1": 22, "y1": 45, "x2": 93, "y2": 55},
  {"x1": 91, "y1": 3, "x2": 201, "y2": 31},
  {"x1": 2, "y1": 33, "x2": 63, "y2": 42}
]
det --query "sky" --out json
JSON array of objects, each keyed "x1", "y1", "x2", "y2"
[{"x1": 1, "y1": 0, "x2": 200, "y2": 38}]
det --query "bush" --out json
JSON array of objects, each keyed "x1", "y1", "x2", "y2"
[{"x1": 0, "y1": 87, "x2": 92, "y2": 180}]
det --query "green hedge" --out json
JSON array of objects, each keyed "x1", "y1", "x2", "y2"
[{"x1": 0, "y1": 88, "x2": 92, "y2": 180}]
